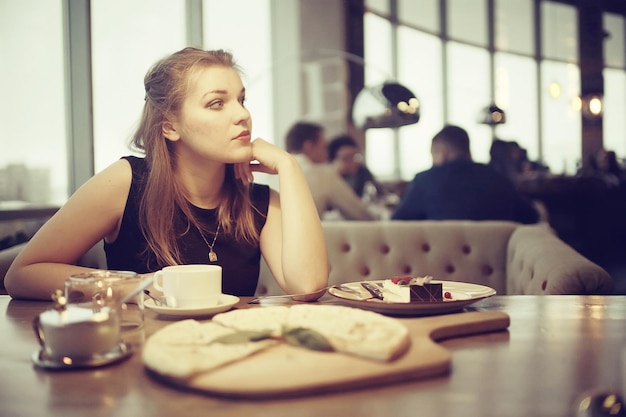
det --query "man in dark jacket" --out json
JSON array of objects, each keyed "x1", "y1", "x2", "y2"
[{"x1": 392, "y1": 125, "x2": 539, "y2": 223}]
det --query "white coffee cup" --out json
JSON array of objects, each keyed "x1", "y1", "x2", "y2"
[{"x1": 152, "y1": 265, "x2": 222, "y2": 308}]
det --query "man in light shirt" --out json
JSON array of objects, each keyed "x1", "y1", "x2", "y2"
[{"x1": 285, "y1": 122, "x2": 375, "y2": 221}]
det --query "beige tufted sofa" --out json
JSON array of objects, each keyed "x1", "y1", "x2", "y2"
[{"x1": 254, "y1": 220, "x2": 614, "y2": 296}]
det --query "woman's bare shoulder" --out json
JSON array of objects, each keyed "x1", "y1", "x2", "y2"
[
  {"x1": 97, "y1": 158, "x2": 133, "y2": 181},
  {"x1": 63, "y1": 159, "x2": 134, "y2": 214},
  {"x1": 78, "y1": 158, "x2": 133, "y2": 192}
]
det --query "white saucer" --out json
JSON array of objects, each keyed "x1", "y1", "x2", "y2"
[
  {"x1": 32, "y1": 341, "x2": 133, "y2": 370},
  {"x1": 144, "y1": 294, "x2": 240, "y2": 318}
]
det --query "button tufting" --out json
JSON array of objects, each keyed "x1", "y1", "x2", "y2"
[
  {"x1": 481, "y1": 265, "x2": 493, "y2": 275},
  {"x1": 445, "y1": 264, "x2": 455, "y2": 274},
  {"x1": 462, "y1": 245, "x2": 471, "y2": 254},
  {"x1": 341, "y1": 243, "x2": 350, "y2": 252},
  {"x1": 359, "y1": 265, "x2": 370, "y2": 277},
  {"x1": 421, "y1": 243, "x2": 430, "y2": 252},
  {"x1": 541, "y1": 281, "x2": 547, "y2": 291},
  {"x1": 380, "y1": 244, "x2": 390, "y2": 254},
  {"x1": 402, "y1": 265, "x2": 412, "y2": 274}
]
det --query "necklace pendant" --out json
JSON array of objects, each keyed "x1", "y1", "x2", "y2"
[{"x1": 208, "y1": 250, "x2": 218, "y2": 262}]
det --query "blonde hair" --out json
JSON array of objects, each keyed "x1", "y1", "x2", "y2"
[{"x1": 131, "y1": 47, "x2": 259, "y2": 267}]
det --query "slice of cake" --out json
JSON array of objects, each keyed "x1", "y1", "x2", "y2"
[
  {"x1": 409, "y1": 282, "x2": 443, "y2": 302},
  {"x1": 382, "y1": 275, "x2": 445, "y2": 303}
]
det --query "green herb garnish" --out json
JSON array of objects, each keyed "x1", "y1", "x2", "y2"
[
  {"x1": 213, "y1": 330, "x2": 273, "y2": 344},
  {"x1": 283, "y1": 327, "x2": 334, "y2": 352}
]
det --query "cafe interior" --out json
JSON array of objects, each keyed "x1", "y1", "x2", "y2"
[
  {"x1": 3, "y1": 0, "x2": 626, "y2": 290},
  {"x1": 2, "y1": 1, "x2": 626, "y2": 416}
]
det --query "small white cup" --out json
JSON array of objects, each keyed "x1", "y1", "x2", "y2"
[
  {"x1": 33, "y1": 304, "x2": 121, "y2": 360},
  {"x1": 153, "y1": 265, "x2": 222, "y2": 308}
]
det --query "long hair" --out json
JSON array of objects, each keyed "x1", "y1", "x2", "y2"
[{"x1": 130, "y1": 47, "x2": 259, "y2": 267}]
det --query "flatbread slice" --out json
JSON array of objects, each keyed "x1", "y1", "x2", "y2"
[
  {"x1": 213, "y1": 305, "x2": 410, "y2": 361},
  {"x1": 286, "y1": 304, "x2": 410, "y2": 361},
  {"x1": 211, "y1": 305, "x2": 289, "y2": 337},
  {"x1": 142, "y1": 319, "x2": 277, "y2": 379},
  {"x1": 144, "y1": 305, "x2": 411, "y2": 380}
]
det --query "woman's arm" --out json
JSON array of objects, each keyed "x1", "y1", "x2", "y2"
[
  {"x1": 248, "y1": 139, "x2": 329, "y2": 299},
  {"x1": 4, "y1": 160, "x2": 132, "y2": 300}
]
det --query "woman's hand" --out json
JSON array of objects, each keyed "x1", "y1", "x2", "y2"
[{"x1": 233, "y1": 138, "x2": 291, "y2": 185}]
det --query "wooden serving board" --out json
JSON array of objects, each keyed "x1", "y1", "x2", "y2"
[{"x1": 153, "y1": 310, "x2": 510, "y2": 399}]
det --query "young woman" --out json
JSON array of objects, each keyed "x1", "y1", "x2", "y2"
[{"x1": 5, "y1": 47, "x2": 329, "y2": 300}]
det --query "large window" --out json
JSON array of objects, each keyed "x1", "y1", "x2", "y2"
[
  {"x1": 4, "y1": 1, "x2": 626, "y2": 208},
  {"x1": 495, "y1": 0, "x2": 535, "y2": 56},
  {"x1": 363, "y1": 0, "x2": 607, "y2": 178},
  {"x1": 363, "y1": 12, "x2": 395, "y2": 179},
  {"x1": 603, "y1": 13, "x2": 626, "y2": 157},
  {"x1": 446, "y1": 42, "x2": 492, "y2": 162},
  {"x1": 540, "y1": 61, "x2": 581, "y2": 173},
  {"x1": 397, "y1": 27, "x2": 444, "y2": 177},
  {"x1": 91, "y1": 0, "x2": 187, "y2": 174},
  {"x1": 1, "y1": 0, "x2": 67, "y2": 204},
  {"x1": 541, "y1": 1, "x2": 578, "y2": 64},
  {"x1": 447, "y1": 0, "x2": 488, "y2": 46},
  {"x1": 398, "y1": 0, "x2": 439, "y2": 33},
  {"x1": 540, "y1": 2, "x2": 581, "y2": 174},
  {"x1": 3, "y1": 1, "x2": 274, "y2": 207},
  {"x1": 494, "y1": 0, "x2": 539, "y2": 161},
  {"x1": 494, "y1": 53, "x2": 539, "y2": 161},
  {"x1": 604, "y1": 69, "x2": 626, "y2": 157}
]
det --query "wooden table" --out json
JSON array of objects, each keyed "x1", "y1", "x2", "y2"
[{"x1": 1, "y1": 295, "x2": 625, "y2": 417}]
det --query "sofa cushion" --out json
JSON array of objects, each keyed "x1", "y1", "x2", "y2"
[
  {"x1": 506, "y1": 224, "x2": 614, "y2": 295},
  {"x1": 256, "y1": 220, "x2": 613, "y2": 297},
  {"x1": 322, "y1": 220, "x2": 517, "y2": 295}
]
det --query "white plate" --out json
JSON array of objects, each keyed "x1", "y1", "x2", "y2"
[
  {"x1": 144, "y1": 294, "x2": 240, "y2": 318},
  {"x1": 328, "y1": 280, "x2": 496, "y2": 316}
]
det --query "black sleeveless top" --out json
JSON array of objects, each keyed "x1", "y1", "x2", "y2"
[{"x1": 104, "y1": 156, "x2": 270, "y2": 296}]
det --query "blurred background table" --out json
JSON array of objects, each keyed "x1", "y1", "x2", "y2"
[
  {"x1": 0, "y1": 201, "x2": 60, "y2": 250},
  {"x1": 0, "y1": 201, "x2": 60, "y2": 221}
]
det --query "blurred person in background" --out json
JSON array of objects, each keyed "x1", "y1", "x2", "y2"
[
  {"x1": 578, "y1": 148, "x2": 626, "y2": 188},
  {"x1": 489, "y1": 139, "x2": 549, "y2": 183},
  {"x1": 285, "y1": 122, "x2": 374, "y2": 221},
  {"x1": 327, "y1": 134, "x2": 384, "y2": 199},
  {"x1": 392, "y1": 125, "x2": 539, "y2": 223}
]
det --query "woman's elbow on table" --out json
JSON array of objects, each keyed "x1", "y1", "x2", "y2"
[
  {"x1": 295, "y1": 261, "x2": 330, "y2": 299},
  {"x1": 4, "y1": 264, "x2": 36, "y2": 300}
]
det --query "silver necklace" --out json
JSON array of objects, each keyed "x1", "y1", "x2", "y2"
[{"x1": 197, "y1": 222, "x2": 221, "y2": 262}]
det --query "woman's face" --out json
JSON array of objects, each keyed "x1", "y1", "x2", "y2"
[{"x1": 166, "y1": 66, "x2": 252, "y2": 163}]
